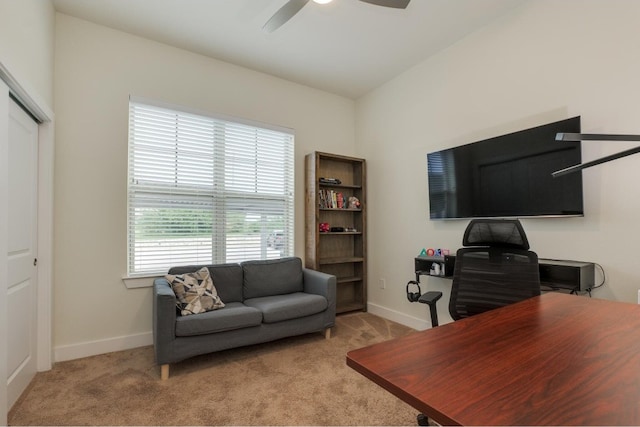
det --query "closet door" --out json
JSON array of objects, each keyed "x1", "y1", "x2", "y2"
[{"x1": 5, "y1": 97, "x2": 38, "y2": 410}]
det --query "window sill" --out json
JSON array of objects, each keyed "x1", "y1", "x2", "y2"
[{"x1": 122, "y1": 275, "x2": 162, "y2": 289}]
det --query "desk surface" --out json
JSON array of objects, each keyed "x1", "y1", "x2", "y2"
[{"x1": 346, "y1": 293, "x2": 640, "y2": 426}]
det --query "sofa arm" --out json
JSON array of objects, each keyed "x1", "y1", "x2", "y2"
[
  {"x1": 153, "y1": 278, "x2": 177, "y2": 365},
  {"x1": 303, "y1": 268, "x2": 336, "y2": 322}
]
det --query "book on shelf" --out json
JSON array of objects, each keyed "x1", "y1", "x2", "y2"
[{"x1": 318, "y1": 189, "x2": 348, "y2": 209}]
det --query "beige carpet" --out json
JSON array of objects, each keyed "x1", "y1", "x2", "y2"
[{"x1": 9, "y1": 312, "x2": 419, "y2": 426}]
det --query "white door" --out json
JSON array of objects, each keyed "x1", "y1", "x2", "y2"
[{"x1": 6, "y1": 99, "x2": 38, "y2": 409}]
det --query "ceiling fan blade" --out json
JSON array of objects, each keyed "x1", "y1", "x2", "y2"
[
  {"x1": 358, "y1": 0, "x2": 410, "y2": 8},
  {"x1": 263, "y1": 0, "x2": 311, "y2": 33}
]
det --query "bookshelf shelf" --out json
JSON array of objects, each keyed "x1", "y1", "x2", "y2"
[
  {"x1": 337, "y1": 276, "x2": 363, "y2": 284},
  {"x1": 319, "y1": 257, "x2": 365, "y2": 265},
  {"x1": 321, "y1": 231, "x2": 363, "y2": 235},
  {"x1": 320, "y1": 183, "x2": 362, "y2": 189}
]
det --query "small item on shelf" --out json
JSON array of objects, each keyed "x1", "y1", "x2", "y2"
[
  {"x1": 319, "y1": 222, "x2": 330, "y2": 232},
  {"x1": 430, "y1": 263, "x2": 441, "y2": 276},
  {"x1": 344, "y1": 226, "x2": 357, "y2": 232},
  {"x1": 330, "y1": 227, "x2": 345, "y2": 232},
  {"x1": 348, "y1": 196, "x2": 360, "y2": 209},
  {"x1": 419, "y1": 248, "x2": 450, "y2": 259},
  {"x1": 319, "y1": 177, "x2": 342, "y2": 185}
]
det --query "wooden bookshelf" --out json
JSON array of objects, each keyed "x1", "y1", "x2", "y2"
[{"x1": 305, "y1": 152, "x2": 366, "y2": 314}]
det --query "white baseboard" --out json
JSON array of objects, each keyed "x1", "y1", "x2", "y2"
[
  {"x1": 367, "y1": 302, "x2": 430, "y2": 331},
  {"x1": 52, "y1": 305, "x2": 434, "y2": 363},
  {"x1": 54, "y1": 331, "x2": 153, "y2": 363}
]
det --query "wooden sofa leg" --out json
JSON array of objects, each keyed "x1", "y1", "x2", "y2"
[
  {"x1": 160, "y1": 364, "x2": 169, "y2": 380},
  {"x1": 324, "y1": 328, "x2": 331, "y2": 339}
]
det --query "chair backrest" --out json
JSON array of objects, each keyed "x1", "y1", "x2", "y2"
[{"x1": 449, "y1": 219, "x2": 541, "y2": 321}]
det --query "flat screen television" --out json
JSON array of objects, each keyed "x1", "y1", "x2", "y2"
[{"x1": 427, "y1": 116, "x2": 583, "y2": 220}]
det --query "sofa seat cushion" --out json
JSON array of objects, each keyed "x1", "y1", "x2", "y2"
[
  {"x1": 244, "y1": 292, "x2": 328, "y2": 324},
  {"x1": 175, "y1": 302, "x2": 262, "y2": 337}
]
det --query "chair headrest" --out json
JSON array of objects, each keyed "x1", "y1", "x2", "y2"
[{"x1": 462, "y1": 219, "x2": 530, "y2": 249}]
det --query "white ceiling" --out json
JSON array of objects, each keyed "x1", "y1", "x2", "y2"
[{"x1": 52, "y1": 0, "x2": 526, "y2": 99}]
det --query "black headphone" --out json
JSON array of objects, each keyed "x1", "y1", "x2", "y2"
[{"x1": 406, "y1": 280, "x2": 421, "y2": 302}]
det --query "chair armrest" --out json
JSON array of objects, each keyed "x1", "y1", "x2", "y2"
[
  {"x1": 418, "y1": 291, "x2": 442, "y2": 305},
  {"x1": 303, "y1": 268, "x2": 336, "y2": 319},
  {"x1": 153, "y1": 278, "x2": 177, "y2": 364},
  {"x1": 418, "y1": 291, "x2": 443, "y2": 328}
]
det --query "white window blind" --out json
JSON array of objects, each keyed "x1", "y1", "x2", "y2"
[{"x1": 127, "y1": 99, "x2": 294, "y2": 276}]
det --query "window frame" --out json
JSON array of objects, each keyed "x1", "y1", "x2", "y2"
[{"x1": 126, "y1": 96, "x2": 295, "y2": 277}]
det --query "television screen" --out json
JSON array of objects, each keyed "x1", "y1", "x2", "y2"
[{"x1": 427, "y1": 117, "x2": 583, "y2": 219}]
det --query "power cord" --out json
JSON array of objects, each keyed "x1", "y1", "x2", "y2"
[{"x1": 591, "y1": 262, "x2": 606, "y2": 289}]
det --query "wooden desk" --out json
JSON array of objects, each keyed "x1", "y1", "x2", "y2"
[{"x1": 346, "y1": 293, "x2": 640, "y2": 426}]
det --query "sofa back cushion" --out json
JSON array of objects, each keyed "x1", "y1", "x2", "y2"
[
  {"x1": 168, "y1": 263, "x2": 243, "y2": 303},
  {"x1": 241, "y1": 257, "x2": 304, "y2": 299}
]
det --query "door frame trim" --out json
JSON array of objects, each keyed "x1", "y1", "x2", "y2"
[
  {"x1": 0, "y1": 78, "x2": 9, "y2": 425},
  {"x1": 0, "y1": 61, "x2": 54, "y2": 376}
]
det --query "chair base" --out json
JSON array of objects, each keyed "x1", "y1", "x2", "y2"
[{"x1": 417, "y1": 413, "x2": 429, "y2": 426}]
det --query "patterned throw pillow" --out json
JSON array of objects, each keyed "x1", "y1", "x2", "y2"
[{"x1": 166, "y1": 267, "x2": 225, "y2": 316}]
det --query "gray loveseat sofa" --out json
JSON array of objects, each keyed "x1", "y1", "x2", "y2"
[{"x1": 153, "y1": 257, "x2": 336, "y2": 379}]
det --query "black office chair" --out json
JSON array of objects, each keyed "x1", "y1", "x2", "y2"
[
  {"x1": 418, "y1": 218, "x2": 541, "y2": 326},
  {"x1": 415, "y1": 219, "x2": 541, "y2": 425}
]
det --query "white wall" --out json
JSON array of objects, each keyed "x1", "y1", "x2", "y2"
[
  {"x1": 53, "y1": 14, "x2": 356, "y2": 358},
  {"x1": 0, "y1": 0, "x2": 55, "y2": 108},
  {"x1": 357, "y1": 0, "x2": 640, "y2": 329}
]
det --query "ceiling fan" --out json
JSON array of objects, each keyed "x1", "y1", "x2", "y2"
[{"x1": 263, "y1": 0, "x2": 411, "y2": 33}]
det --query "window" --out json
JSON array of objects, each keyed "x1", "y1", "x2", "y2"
[{"x1": 127, "y1": 98, "x2": 294, "y2": 276}]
